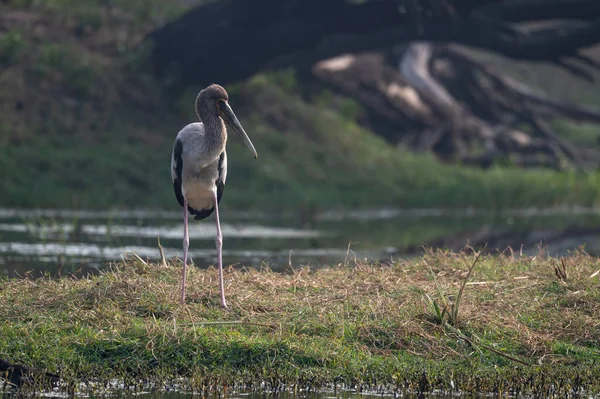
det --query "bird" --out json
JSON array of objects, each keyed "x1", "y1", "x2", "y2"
[{"x1": 171, "y1": 84, "x2": 257, "y2": 308}]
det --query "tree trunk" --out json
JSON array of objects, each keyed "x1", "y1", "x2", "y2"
[{"x1": 149, "y1": 0, "x2": 600, "y2": 89}]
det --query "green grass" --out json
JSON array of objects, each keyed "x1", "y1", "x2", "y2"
[
  {"x1": 0, "y1": 251, "x2": 599, "y2": 395},
  {"x1": 0, "y1": 138, "x2": 173, "y2": 208}
]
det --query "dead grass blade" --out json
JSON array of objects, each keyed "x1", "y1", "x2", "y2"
[
  {"x1": 178, "y1": 321, "x2": 277, "y2": 329},
  {"x1": 157, "y1": 237, "x2": 168, "y2": 268},
  {"x1": 445, "y1": 324, "x2": 530, "y2": 366},
  {"x1": 451, "y1": 248, "x2": 484, "y2": 324}
]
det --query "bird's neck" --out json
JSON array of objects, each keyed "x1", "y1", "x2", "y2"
[{"x1": 202, "y1": 113, "x2": 227, "y2": 153}]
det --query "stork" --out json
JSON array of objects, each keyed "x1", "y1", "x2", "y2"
[{"x1": 171, "y1": 84, "x2": 257, "y2": 308}]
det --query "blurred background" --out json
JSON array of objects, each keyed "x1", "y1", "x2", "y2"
[{"x1": 2, "y1": 0, "x2": 600, "y2": 276}]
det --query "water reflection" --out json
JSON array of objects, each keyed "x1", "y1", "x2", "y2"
[
  {"x1": 1, "y1": 207, "x2": 600, "y2": 277},
  {"x1": 0, "y1": 222, "x2": 322, "y2": 240}
]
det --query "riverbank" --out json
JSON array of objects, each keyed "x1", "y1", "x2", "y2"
[{"x1": 1, "y1": 252, "x2": 598, "y2": 396}]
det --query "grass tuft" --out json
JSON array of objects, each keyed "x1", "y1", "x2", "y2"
[{"x1": 424, "y1": 248, "x2": 482, "y2": 326}]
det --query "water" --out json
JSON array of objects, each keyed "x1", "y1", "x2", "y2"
[{"x1": 2, "y1": 206, "x2": 600, "y2": 277}]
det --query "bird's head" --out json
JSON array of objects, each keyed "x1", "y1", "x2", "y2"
[{"x1": 196, "y1": 84, "x2": 257, "y2": 159}]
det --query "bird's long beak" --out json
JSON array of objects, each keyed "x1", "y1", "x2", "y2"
[{"x1": 219, "y1": 101, "x2": 258, "y2": 159}]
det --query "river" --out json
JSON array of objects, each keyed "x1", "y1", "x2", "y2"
[{"x1": 2, "y1": 206, "x2": 600, "y2": 277}]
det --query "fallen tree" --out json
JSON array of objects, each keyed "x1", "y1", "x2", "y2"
[
  {"x1": 148, "y1": 0, "x2": 600, "y2": 168},
  {"x1": 150, "y1": 0, "x2": 600, "y2": 85},
  {"x1": 312, "y1": 45, "x2": 600, "y2": 168}
]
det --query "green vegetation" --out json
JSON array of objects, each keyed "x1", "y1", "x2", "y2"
[
  {"x1": 1, "y1": 0, "x2": 600, "y2": 213},
  {"x1": 0, "y1": 252, "x2": 599, "y2": 395},
  {"x1": 4, "y1": 76, "x2": 600, "y2": 212},
  {"x1": 0, "y1": 30, "x2": 26, "y2": 66},
  {"x1": 34, "y1": 44, "x2": 95, "y2": 96},
  {"x1": 0, "y1": 138, "x2": 173, "y2": 208}
]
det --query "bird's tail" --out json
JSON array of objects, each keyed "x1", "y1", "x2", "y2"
[{"x1": 190, "y1": 206, "x2": 215, "y2": 221}]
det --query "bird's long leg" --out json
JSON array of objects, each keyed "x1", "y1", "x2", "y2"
[
  {"x1": 181, "y1": 198, "x2": 189, "y2": 305},
  {"x1": 214, "y1": 191, "x2": 227, "y2": 309}
]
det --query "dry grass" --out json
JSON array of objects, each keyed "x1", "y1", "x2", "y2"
[{"x1": 1, "y1": 251, "x2": 600, "y2": 396}]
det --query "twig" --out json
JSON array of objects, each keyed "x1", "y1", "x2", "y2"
[
  {"x1": 445, "y1": 324, "x2": 531, "y2": 366},
  {"x1": 313, "y1": 291, "x2": 349, "y2": 305},
  {"x1": 130, "y1": 251, "x2": 148, "y2": 266},
  {"x1": 344, "y1": 241, "x2": 357, "y2": 266},
  {"x1": 451, "y1": 247, "x2": 484, "y2": 323},
  {"x1": 288, "y1": 249, "x2": 296, "y2": 274},
  {"x1": 554, "y1": 258, "x2": 568, "y2": 282},
  {"x1": 178, "y1": 321, "x2": 277, "y2": 329},
  {"x1": 157, "y1": 237, "x2": 168, "y2": 267}
]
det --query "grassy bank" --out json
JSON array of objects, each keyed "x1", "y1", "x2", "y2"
[
  {"x1": 3, "y1": 74, "x2": 600, "y2": 212},
  {"x1": 1, "y1": 252, "x2": 599, "y2": 396}
]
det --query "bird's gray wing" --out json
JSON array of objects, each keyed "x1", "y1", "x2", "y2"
[{"x1": 171, "y1": 138, "x2": 185, "y2": 208}]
